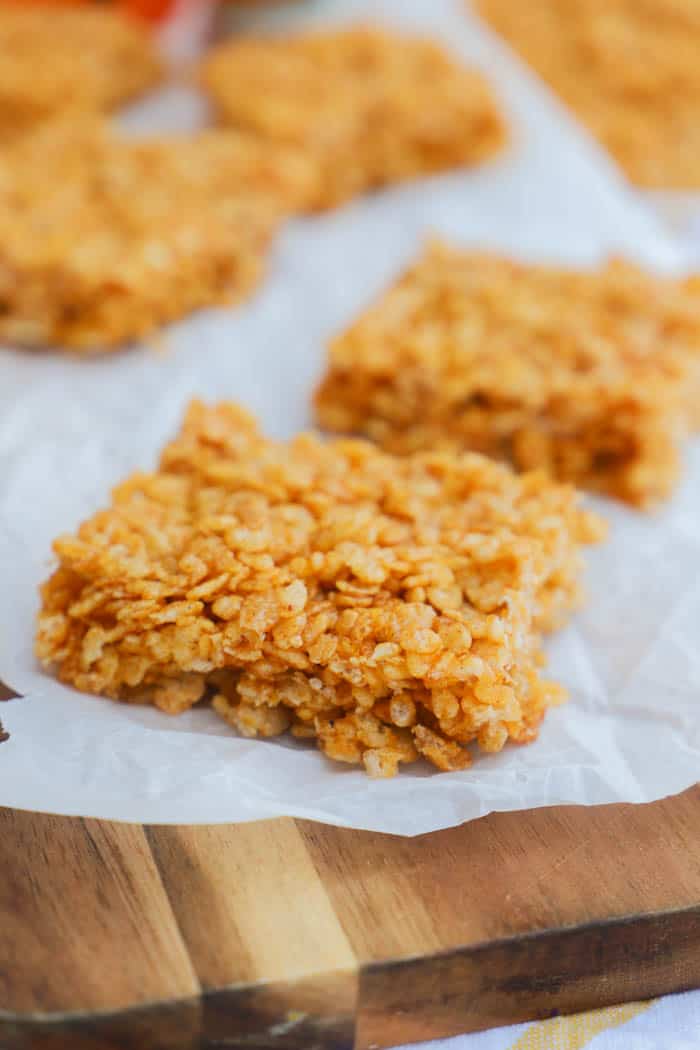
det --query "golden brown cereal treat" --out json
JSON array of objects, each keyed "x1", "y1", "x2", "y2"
[
  {"x1": 37, "y1": 401, "x2": 602, "y2": 776},
  {"x1": 0, "y1": 5, "x2": 162, "y2": 139},
  {"x1": 201, "y1": 26, "x2": 507, "y2": 210},
  {"x1": 315, "y1": 242, "x2": 700, "y2": 508},
  {"x1": 0, "y1": 119, "x2": 315, "y2": 351},
  {"x1": 477, "y1": 0, "x2": 700, "y2": 189}
]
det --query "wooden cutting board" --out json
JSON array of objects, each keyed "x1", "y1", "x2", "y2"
[{"x1": 1, "y1": 782, "x2": 699, "y2": 1050}]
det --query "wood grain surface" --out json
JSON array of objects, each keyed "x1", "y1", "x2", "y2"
[{"x1": 1, "y1": 787, "x2": 699, "y2": 1049}]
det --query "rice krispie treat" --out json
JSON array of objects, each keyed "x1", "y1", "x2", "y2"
[
  {"x1": 0, "y1": 119, "x2": 315, "y2": 351},
  {"x1": 316, "y1": 243, "x2": 700, "y2": 508},
  {"x1": 201, "y1": 26, "x2": 507, "y2": 210},
  {"x1": 0, "y1": 4, "x2": 162, "y2": 140},
  {"x1": 478, "y1": 0, "x2": 700, "y2": 189},
  {"x1": 37, "y1": 401, "x2": 603, "y2": 777}
]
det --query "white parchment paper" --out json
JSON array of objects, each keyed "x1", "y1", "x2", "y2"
[{"x1": 0, "y1": 0, "x2": 697, "y2": 835}]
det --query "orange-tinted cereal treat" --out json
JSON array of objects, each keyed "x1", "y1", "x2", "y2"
[
  {"x1": 0, "y1": 119, "x2": 315, "y2": 351},
  {"x1": 315, "y1": 242, "x2": 700, "y2": 507},
  {"x1": 201, "y1": 25, "x2": 507, "y2": 210},
  {"x1": 0, "y1": 4, "x2": 161, "y2": 139},
  {"x1": 478, "y1": 0, "x2": 700, "y2": 189},
  {"x1": 37, "y1": 401, "x2": 603, "y2": 776}
]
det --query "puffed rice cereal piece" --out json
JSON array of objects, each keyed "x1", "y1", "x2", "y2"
[
  {"x1": 37, "y1": 400, "x2": 603, "y2": 775},
  {"x1": 315, "y1": 242, "x2": 700, "y2": 507},
  {"x1": 201, "y1": 25, "x2": 507, "y2": 210}
]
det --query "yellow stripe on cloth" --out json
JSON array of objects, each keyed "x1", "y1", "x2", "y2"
[{"x1": 509, "y1": 1000, "x2": 652, "y2": 1049}]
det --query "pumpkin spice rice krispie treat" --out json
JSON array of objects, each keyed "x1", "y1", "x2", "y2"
[
  {"x1": 0, "y1": 119, "x2": 314, "y2": 351},
  {"x1": 37, "y1": 401, "x2": 603, "y2": 777},
  {"x1": 315, "y1": 243, "x2": 700, "y2": 508},
  {"x1": 477, "y1": 0, "x2": 700, "y2": 189},
  {"x1": 201, "y1": 26, "x2": 507, "y2": 211},
  {"x1": 0, "y1": 4, "x2": 162, "y2": 140}
]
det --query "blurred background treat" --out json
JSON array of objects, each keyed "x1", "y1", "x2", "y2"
[
  {"x1": 0, "y1": 1, "x2": 164, "y2": 139},
  {"x1": 477, "y1": 0, "x2": 700, "y2": 192},
  {"x1": 200, "y1": 25, "x2": 507, "y2": 211}
]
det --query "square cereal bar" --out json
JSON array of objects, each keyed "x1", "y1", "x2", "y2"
[
  {"x1": 0, "y1": 119, "x2": 315, "y2": 351},
  {"x1": 478, "y1": 0, "x2": 700, "y2": 189},
  {"x1": 201, "y1": 26, "x2": 507, "y2": 210},
  {"x1": 37, "y1": 401, "x2": 603, "y2": 777},
  {"x1": 0, "y1": 5, "x2": 161, "y2": 140},
  {"x1": 315, "y1": 242, "x2": 700, "y2": 507}
]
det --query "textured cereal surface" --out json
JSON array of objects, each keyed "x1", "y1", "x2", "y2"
[
  {"x1": 37, "y1": 401, "x2": 603, "y2": 776},
  {"x1": 201, "y1": 25, "x2": 507, "y2": 210},
  {"x1": 478, "y1": 0, "x2": 700, "y2": 189},
  {"x1": 316, "y1": 242, "x2": 700, "y2": 507},
  {"x1": 0, "y1": 4, "x2": 161, "y2": 139},
  {"x1": 0, "y1": 119, "x2": 315, "y2": 351}
]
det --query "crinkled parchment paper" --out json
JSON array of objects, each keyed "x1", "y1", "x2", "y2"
[{"x1": 0, "y1": 0, "x2": 697, "y2": 835}]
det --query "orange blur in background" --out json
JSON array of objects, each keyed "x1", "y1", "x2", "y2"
[{"x1": 17, "y1": 0, "x2": 180, "y2": 21}]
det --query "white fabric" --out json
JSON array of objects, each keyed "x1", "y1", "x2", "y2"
[{"x1": 400, "y1": 989, "x2": 700, "y2": 1049}]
